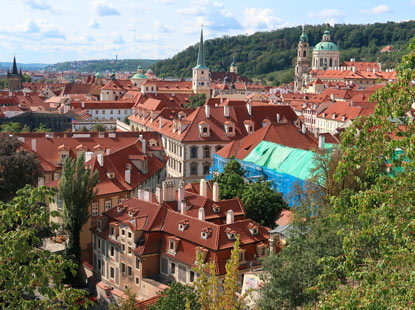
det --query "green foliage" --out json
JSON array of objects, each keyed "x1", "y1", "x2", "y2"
[
  {"x1": 91, "y1": 123, "x2": 106, "y2": 132},
  {"x1": 315, "y1": 40, "x2": 415, "y2": 308},
  {"x1": 0, "y1": 185, "x2": 91, "y2": 309},
  {"x1": 212, "y1": 159, "x2": 246, "y2": 200},
  {"x1": 1, "y1": 122, "x2": 22, "y2": 133},
  {"x1": 241, "y1": 180, "x2": 287, "y2": 228},
  {"x1": 22, "y1": 73, "x2": 32, "y2": 83},
  {"x1": 0, "y1": 135, "x2": 40, "y2": 202},
  {"x1": 109, "y1": 288, "x2": 137, "y2": 310},
  {"x1": 150, "y1": 283, "x2": 200, "y2": 310},
  {"x1": 152, "y1": 21, "x2": 415, "y2": 83},
  {"x1": 188, "y1": 94, "x2": 206, "y2": 108},
  {"x1": 59, "y1": 154, "x2": 99, "y2": 263},
  {"x1": 45, "y1": 59, "x2": 159, "y2": 73},
  {"x1": 0, "y1": 79, "x2": 7, "y2": 89},
  {"x1": 34, "y1": 123, "x2": 52, "y2": 133}
]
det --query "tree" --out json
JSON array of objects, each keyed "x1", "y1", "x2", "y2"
[
  {"x1": 1, "y1": 122, "x2": 22, "y2": 133},
  {"x1": 188, "y1": 94, "x2": 206, "y2": 108},
  {"x1": 34, "y1": 123, "x2": 51, "y2": 133},
  {"x1": 91, "y1": 123, "x2": 106, "y2": 132},
  {"x1": 241, "y1": 180, "x2": 287, "y2": 228},
  {"x1": 0, "y1": 135, "x2": 40, "y2": 202},
  {"x1": 59, "y1": 153, "x2": 99, "y2": 264},
  {"x1": 0, "y1": 185, "x2": 90, "y2": 309},
  {"x1": 109, "y1": 288, "x2": 137, "y2": 310},
  {"x1": 193, "y1": 235, "x2": 246, "y2": 310},
  {"x1": 316, "y1": 39, "x2": 415, "y2": 308},
  {"x1": 212, "y1": 159, "x2": 246, "y2": 200},
  {"x1": 150, "y1": 283, "x2": 200, "y2": 310}
]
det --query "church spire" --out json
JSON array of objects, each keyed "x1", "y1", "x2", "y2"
[
  {"x1": 12, "y1": 55, "x2": 18, "y2": 75},
  {"x1": 195, "y1": 26, "x2": 207, "y2": 69}
]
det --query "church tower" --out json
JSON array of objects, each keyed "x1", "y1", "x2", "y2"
[
  {"x1": 294, "y1": 26, "x2": 310, "y2": 91},
  {"x1": 192, "y1": 27, "x2": 210, "y2": 98},
  {"x1": 7, "y1": 56, "x2": 22, "y2": 91},
  {"x1": 229, "y1": 56, "x2": 237, "y2": 74}
]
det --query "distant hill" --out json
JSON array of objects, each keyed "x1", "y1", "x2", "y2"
[
  {"x1": 0, "y1": 62, "x2": 49, "y2": 71},
  {"x1": 151, "y1": 21, "x2": 415, "y2": 85},
  {"x1": 45, "y1": 59, "x2": 159, "y2": 73}
]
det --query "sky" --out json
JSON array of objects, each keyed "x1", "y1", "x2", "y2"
[{"x1": 0, "y1": 0, "x2": 414, "y2": 64}]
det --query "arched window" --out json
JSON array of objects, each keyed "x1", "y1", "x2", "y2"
[
  {"x1": 190, "y1": 146, "x2": 197, "y2": 159},
  {"x1": 190, "y1": 162, "x2": 198, "y2": 176},
  {"x1": 203, "y1": 146, "x2": 210, "y2": 158},
  {"x1": 320, "y1": 58, "x2": 323, "y2": 67},
  {"x1": 303, "y1": 50, "x2": 306, "y2": 57},
  {"x1": 329, "y1": 58, "x2": 333, "y2": 67},
  {"x1": 203, "y1": 162, "x2": 210, "y2": 175}
]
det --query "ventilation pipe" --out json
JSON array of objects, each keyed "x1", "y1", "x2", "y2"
[
  {"x1": 212, "y1": 182, "x2": 219, "y2": 202},
  {"x1": 224, "y1": 105, "x2": 229, "y2": 118},
  {"x1": 200, "y1": 179, "x2": 207, "y2": 197},
  {"x1": 198, "y1": 207, "x2": 205, "y2": 221},
  {"x1": 276, "y1": 113, "x2": 280, "y2": 123},
  {"x1": 156, "y1": 185, "x2": 163, "y2": 204},
  {"x1": 178, "y1": 185, "x2": 185, "y2": 211},
  {"x1": 142, "y1": 139, "x2": 146, "y2": 154},
  {"x1": 246, "y1": 101, "x2": 252, "y2": 116},
  {"x1": 205, "y1": 104, "x2": 210, "y2": 118},
  {"x1": 302, "y1": 123, "x2": 306, "y2": 134},
  {"x1": 226, "y1": 210, "x2": 234, "y2": 224},
  {"x1": 159, "y1": 116, "x2": 163, "y2": 129},
  {"x1": 97, "y1": 154, "x2": 104, "y2": 167}
]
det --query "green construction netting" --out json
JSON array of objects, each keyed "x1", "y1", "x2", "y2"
[{"x1": 243, "y1": 141, "x2": 316, "y2": 181}]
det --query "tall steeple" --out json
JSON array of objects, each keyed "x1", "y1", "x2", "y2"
[
  {"x1": 12, "y1": 55, "x2": 18, "y2": 75},
  {"x1": 195, "y1": 27, "x2": 207, "y2": 69}
]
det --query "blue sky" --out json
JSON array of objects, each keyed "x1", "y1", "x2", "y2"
[{"x1": 0, "y1": 0, "x2": 414, "y2": 64}]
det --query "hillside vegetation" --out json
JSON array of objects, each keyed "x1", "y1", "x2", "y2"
[
  {"x1": 45, "y1": 59, "x2": 158, "y2": 73},
  {"x1": 151, "y1": 21, "x2": 415, "y2": 85}
]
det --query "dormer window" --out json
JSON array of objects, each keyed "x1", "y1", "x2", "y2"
[
  {"x1": 332, "y1": 113, "x2": 336, "y2": 119},
  {"x1": 128, "y1": 210, "x2": 134, "y2": 217},
  {"x1": 107, "y1": 172, "x2": 115, "y2": 179},
  {"x1": 117, "y1": 206, "x2": 124, "y2": 213},
  {"x1": 224, "y1": 121, "x2": 235, "y2": 137},
  {"x1": 239, "y1": 249, "x2": 246, "y2": 262},
  {"x1": 149, "y1": 139, "x2": 157, "y2": 147},
  {"x1": 198, "y1": 121, "x2": 210, "y2": 137},
  {"x1": 256, "y1": 242, "x2": 267, "y2": 257},
  {"x1": 244, "y1": 120, "x2": 255, "y2": 134},
  {"x1": 212, "y1": 205, "x2": 220, "y2": 213},
  {"x1": 225, "y1": 228, "x2": 236, "y2": 240},
  {"x1": 178, "y1": 219, "x2": 189, "y2": 232},
  {"x1": 342, "y1": 116, "x2": 346, "y2": 121},
  {"x1": 167, "y1": 236, "x2": 180, "y2": 255},
  {"x1": 201, "y1": 227, "x2": 213, "y2": 240}
]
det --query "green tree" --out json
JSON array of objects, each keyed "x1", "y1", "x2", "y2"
[
  {"x1": 59, "y1": 154, "x2": 99, "y2": 264},
  {"x1": 212, "y1": 159, "x2": 246, "y2": 200},
  {"x1": 241, "y1": 180, "x2": 287, "y2": 228},
  {"x1": 150, "y1": 283, "x2": 200, "y2": 310},
  {"x1": 109, "y1": 288, "x2": 137, "y2": 310},
  {"x1": 188, "y1": 94, "x2": 206, "y2": 108},
  {"x1": 22, "y1": 73, "x2": 32, "y2": 83},
  {"x1": 0, "y1": 135, "x2": 40, "y2": 202},
  {"x1": 0, "y1": 185, "x2": 90, "y2": 309},
  {"x1": 1, "y1": 122, "x2": 22, "y2": 133},
  {"x1": 316, "y1": 40, "x2": 415, "y2": 308},
  {"x1": 34, "y1": 123, "x2": 52, "y2": 133},
  {"x1": 91, "y1": 123, "x2": 106, "y2": 132}
]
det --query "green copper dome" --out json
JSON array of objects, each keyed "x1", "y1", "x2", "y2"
[
  {"x1": 314, "y1": 41, "x2": 338, "y2": 51},
  {"x1": 132, "y1": 73, "x2": 148, "y2": 79},
  {"x1": 300, "y1": 26, "x2": 308, "y2": 43},
  {"x1": 95, "y1": 72, "x2": 103, "y2": 79}
]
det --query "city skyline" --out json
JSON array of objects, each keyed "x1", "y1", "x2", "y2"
[{"x1": 0, "y1": 0, "x2": 414, "y2": 64}]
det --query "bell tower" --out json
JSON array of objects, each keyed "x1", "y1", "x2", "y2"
[
  {"x1": 294, "y1": 26, "x2": 310, "y2": 92},
  {"x1": 192, "y1": 27, "x2": 210, "y2": 98}
]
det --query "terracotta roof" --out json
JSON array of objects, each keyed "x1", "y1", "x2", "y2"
[{"x1": 101, "y1": 79, "x2": 136, "y2": 91}]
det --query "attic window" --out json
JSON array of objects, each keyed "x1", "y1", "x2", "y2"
[
  {"x1": 201, "y1": 232, "x2": 208, "y2": 239},
  {"x1": 332, "y1": 113, "x2": 336, "y2": 119},
  {"x1": 107, "y1": 172, "x2": 115, "y2": 179},
  {"x1": 178, "y1": 220, "x2": 189, "y2": 232},
  {"x1": 248, "y1": 225, "x2": 258, "y2": 235},
  {"x1": 200, "y1": 228, "x2": 212, "y2": 240},
  {"x1": 128, "y1": 210, "x2": 134, "y2": 217},
  {"x1": 225, "y1": 228, "x2": 236, "y2": 240},
  {"x1": 212, "y1": 205, "x2": 220, "y2": 213},
  {"x1": 117, "y1": 206, "x2": 124, "y2": 213}
]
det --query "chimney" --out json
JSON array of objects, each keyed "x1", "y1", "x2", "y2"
[
  {"x1": 318, "y1": 135, "x2": 325, "y2": 150},
  {"x1": 198, "y1": 207, "x2": 205, "y2": 221},
  {"x1": 159, "y1": 116, "x2": 163, "y2": 129},
  {"x1": 156, "y1": 185, "x2": 163, "y2": 204},
  {"x1": 139, "y1": 134, "x2": 143, "y2": 141},
  {"x1": 8, "y1": 91, "x2": 12, "y2": 97},
  {"x1": 246, "y1": 101, "x2": 252, "y2": 116},
  {"x1": 226, "y1": 210, "x2": 234, "y2": 224},
  {"x1": 205, "y1": 104, "x2": 210, "y2": 118},
  {"x1": 81, "y1": 101, "x2": 85, "y2": 108},
  {"x1": 330, "y1": 93, "x2": 335, "y2": 102},
  {"x1": 142, "y1": 139, "x2": 146, "y2": 154},
  {"x1": 181, "y1": 200, "x2": 186, "y2": 215},
  {"x1": 138, "y1": 188, "x2": 144, "y2": 200},
  {"x1": 31, "y1": 139, "x2": 36, "y2": 152},
  {"x1": 212, "y1": 182, "x2": 219, "y2": 202},
  {"x1": 302, "y1": 123, "x2": 306, "y2": 134},
  {"x1": 200, "y1": 179, "x2": 207, "y2": 197},
  {"x1": 373, "y1": 68, "x2": 377, "y2": 74},
  {"x1": 125, "y1": 169, "x2": 131, "y2": 184},
  {"x1": 276, "y1": 113, "x2": 280, "y2": 123},
  {"x1": 84, "y1": 151, "x2": 94, "y2": 163},
  {"x1": 106, "y1": 148, "x2": 110, "y2": 155},
  {"x1": 224, "y1": 105, "x2": 229, "y2": 118},
  {"x1": 97, "y1": 154, "x2": 104, "y2": 167},
  {"x1": 178, "y1": 185, "x2": 185, "y2": 211},
  {"x1": 144, "y1": 190, "x2": 151, "y2": 202},
  {"x1": 352, "y1": 66, "x2": 356, "y2": 73}
]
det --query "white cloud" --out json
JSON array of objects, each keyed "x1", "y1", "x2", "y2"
[
  {"x1": 88, "y1": 18, "x2": 100, "y2": 29},
  {"x1": 177, "y1": 7, "x2": 206, "y2": 15},
  {"x1": 157, "y1": 0, "x2": 176, "y2": 3},
  {"x1": 360, "y1": 5, "x2": 392, "y2": 14},
  {"x1": 20, "y1": 0, "x2": 51, "y2": 11},
  {"x1": 308, "y1": 9, "x2": 345, "y2": 25},
  {"x1": 243, "y1": 8, "x2": 284, "y2": 34},
  {"x1": 94, "y1": 1, "x2": 120, "y2": 16},
  {"x1": 113, "y1": 35, "x2": 125, "y2": 45},
  {"x1": 155, "y1": 21, "x2": 174, "y2": 33},
  {"x1": 412, "y1": 0, "x2": 415, "y2": 5}
]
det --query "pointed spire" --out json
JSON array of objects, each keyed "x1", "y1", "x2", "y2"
[
  {"x1": 12, "y1": 55, "x2": 18, "y2": 75},
  {"x1": 194, "y1": 26, "x2": 208, "y2": 69},
  {"x1": 300, "y1": 25, "x2": 308, "y2": 43},
  {"x1": 231, "y1": 56, "x2": 236, "y2": 66}
]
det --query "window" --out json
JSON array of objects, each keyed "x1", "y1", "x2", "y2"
[
  {"x1": 190, "y1": 146, "x2": 197, "y2": 159},
  {"x1": 128, "y1": 246, "x2": 132, "y2": 255},
  {"x1": 121, "y1": 263, "x2": 126, "y2": 274},
  {"x1": 190, "y1": 162, "x2": 198, "y2": 176},
  {"x1": 135, "y1": 277, "x2": 139, "y2": 285},
  {"x1": 110, "y1": 267, "x2": 115, "y2": 279},
  {"x1": 57, "y1": 195, "x2": 63, "y2": 211},
  {"x1": 169, "y1": 240, "x2": 175, "y2": 250},
  {"x1": 135, "y1": 257, "x2": 140, "y2": 270},
  {"x1": 190, "y1": 270, "x2": 195, "y2": 282},
  {"x1": 127, "y1": 266, "x2": 132, "y2": 277},
  {"x1": 102, "y1": 110, "x2": 105, "y2": 114},
  {"x1": 110, "y1": 245, "x2": 115, "y2": 257},
  {"x1": 203, "y1": 146, "x2": 210, "y2": 158},
  {"x1": 228, "y1": 126, "x2": 233, "y2": 133},
  {"x1": 95, "y1": 110, "x2": 98, "y2": 114},
  {"x1": 92, "y1": 202, "x2": 98, "y2": 216},
  {"x1": 104, "y1": 200, "x2": 112, "y2": 210},
  {"x1": 128, "y1": 232, "x2": 132, "y2": 239},
  {"x1": 121, "y1": 229, "x2": 125, "y2": 236},
  {"x1": 98, "y1": 239, "x2": 101, "y2": 249},
  {"x1": 303, "y1": 50, "x2": 306, "y2": 57},
  {"x1": 161, "y1": 257, "x2": 168, "y2": 274},
  {"x1": 203, "y1": 163, "x2": 210, "y2": 175},
  {"x1": 202, "y1": 127, "x2": 208, "y2": 133},
  {"x1": 110, "y1": 110, "x2": 113, "y2": 114},
  {"x1": 121, "y1": 244, "x2": 125, "y2": 254},
  {"x1": 171, "y1": 262, "x2": 176, "y2": 274},
  {"x1": 118, "y1": 110, "x2": 121, "y2": 114},
  {"x1": 118, "y1": 198, "x2": 124, "y2": 204},
  {"x1": 110, "y1": 227, "x2": 114, "y2": 235}
]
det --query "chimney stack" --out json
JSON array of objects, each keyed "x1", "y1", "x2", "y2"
[
  {"x1": 212, "y1": 182, "x2": 219, "y2": 202},
  {"x1": 246, "y1": 101, "x2": 252, "y2": 116},
  {"x1": 142, "y1": 139, "x2": 146, "y2": 154},
  {"x1": 144, "y1": 189, "x2": 151, "y2": 202},
  {"x1": 81, "y1": 101, "x2": 85, "y2": 108},
  {"x1": 97, "y1": 154, "x2": 104, "y2": 167},
  {"x1": 139, "y1": 134, "x2": 143, "y2": 141},
  {"x1": 181, "y1": 200, "x2": 186, "y2": 215},
  {"x1": 159, "y1": 116, "x2": 163, "y2": 129},
  {"x1": 198, "y1": 207, "x2": 205, "y2": 221},
  {"x1": 31, "y1": 139, "x2": 36, "y2": 152},
  {"x1": 178, "y1": 184, "x2": 185, "y2": 211},
  {"x1": 125, "y1": 169, "x2": 131, "y2": 184},
  {"x1": 224, "y1": 104, "x2": 229, "y2": 118},
  {"x1": 276, "y1": 113, "x2": 280, "y2": 123},
  {"x1": 226, "y1": 210, "x2": 234, "y2": 224},
  {"x1": 302, "y1": 123, "x2": 306, "y2": 134},
  {"x1": 138, "y1": 188, "x2": 144, "y2": 200},
  {"x1": 156, "y1": 185, "x2": 163, "y2": 204},
  {"x1": 318, "y1": 135, "x2": 325, "y2": 150},
  {"x1": 200, "y1": 179, "x2": 207, "y2": 197},
  {"x1": 205, "y1": 104, "x2": 210, "y2": 118}
]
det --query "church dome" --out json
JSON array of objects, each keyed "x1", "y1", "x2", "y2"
[
  {"x1": 132, "y1": 73, "x2": 148, "y2": 79},
  {"x1": 95, "y1": 72, "x2": 103, "y2": 79},
  {"x1": 314, "y1": 41, "x2": 338, "y2": 51}
]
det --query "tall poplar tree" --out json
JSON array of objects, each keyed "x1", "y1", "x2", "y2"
[{"x1": 59, "y1": 154, "x2": 99, "y2": 263}]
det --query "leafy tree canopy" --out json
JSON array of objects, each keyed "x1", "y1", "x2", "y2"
[
  {"x1": 212, "y1": 159, "x2": 247, "y2": 200},
  {"x1": 150, "y1": 283, "x2": 200, "y2": 310},
  {"x1": 188, "y1": 94, "x2": 206, "y2": 108}
]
